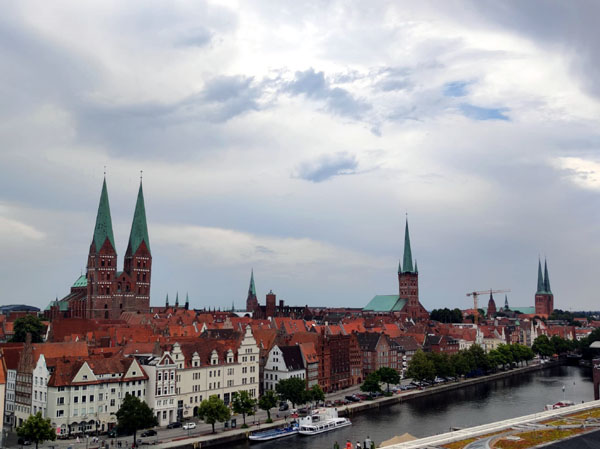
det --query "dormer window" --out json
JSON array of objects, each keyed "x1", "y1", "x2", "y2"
[{"x1": 82, "y1": 375, "x2": 88, "y2": 380}]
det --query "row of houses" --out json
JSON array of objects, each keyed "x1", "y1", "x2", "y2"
[{"x1": 1, "y1": 308, "x2": 597, "y2": 439}]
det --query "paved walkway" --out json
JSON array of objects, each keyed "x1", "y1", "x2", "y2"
[{"x1": 384, "y1": 399, "x2": 600, "y2": 449}]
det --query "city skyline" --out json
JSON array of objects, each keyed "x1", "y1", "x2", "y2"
[{"x1": 2, "y1": 1, "x2": 600, "y2": 310}]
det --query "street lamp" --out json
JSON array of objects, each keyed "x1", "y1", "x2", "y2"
[{"x1": 562, "y1": 385, "x2": 566, "y2": 402}]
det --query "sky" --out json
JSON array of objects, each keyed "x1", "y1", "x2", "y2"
[{"x1": 2, "y1": 0, "x2": 600, "y2": 312}]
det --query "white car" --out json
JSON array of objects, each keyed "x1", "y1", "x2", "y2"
[{"x1": 183, "y1": 422, "x2": 196, "y2": 430}]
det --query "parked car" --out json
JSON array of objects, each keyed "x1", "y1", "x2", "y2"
[
  {"x1": 183, "y1": 422, "x2": 196, "y2": 430},
  {"x1": 141, "y1": 430, "x2": 157, "y2": 437},
  {"x1": 166, "y1": 422, "x2": 182, "y2": 429},
  {"x1": 278, "y1": 402, "x2": 289, "y2": 411},
  {"x1": 356, "y1": 393, "x2": 369, "y2": 400},
  {"x1": 345, "y1": 395, "x2": 360, "y2": 402},
  {"x1": 108, "y1": 428, "x2": 132, "y2": 438},
  {"x1": 18, "y1": 438, "x2": 32, "y2": 446}
]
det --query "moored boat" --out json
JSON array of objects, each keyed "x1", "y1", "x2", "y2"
[
  {"x1": 544, "y1": 400, "x2": 575, "y2": 411},
  {"x1": 298, "y1": 408, "x2": 351, "y2": 436},
  {"x1": 249, "y1": 423, "x2": 299, "y2": 441}
]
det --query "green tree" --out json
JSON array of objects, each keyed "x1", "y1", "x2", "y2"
[
  {"x1": 11, "y1": 315, "x2": 45, "y2": 343},
  {"x1": 258, "y1": 390, "x2": 278, "y2": 423},
  {"x1": 309, "y1": 384, "x2": 325, "y2": 405},
  {"x1": 275, "y1": 377, "x2": 309, "y2": 408},
  {"x1": 360, "y1": 372, "x2": 382, "y2": 395},
  {"x1": 532, "y1": 335, "x2": 554, "y2": 358},
  {"x1": 487, "y1": 349, "x2": 504, "y2": 372},
  {"x1": 450, "y1": 352, "x2": 471, "y2": 377},
  {"x1": 467, "y1": 344, "x2": 491, "y2": 372},
  {"x1": 231, "y1": 390, "x2": 257, "y2": 427},
  {"x1": 497, "y1": 344, "x2": 514, "y2": 369},
  {"x1": 376, "y1": 367, "x2": 400, "y2": 393},
  {"x1": 428, "y1": 352, "x2": 455, "y2": 379},
  {"x1": 197, "y1": 395, "x2": 231, "y2": 433},
  {"x1": 17, "y1": 412, "x2": 56, "y2": 449},
  {"x1": 115, "y1": 393, "x2": 157, "y2": 446},
  {"x1": 406, "y1": 349, "x2": 435, "y2": 382},
  {"x1": 550, "y1": 335, "x2": 574, "y2": 355}
]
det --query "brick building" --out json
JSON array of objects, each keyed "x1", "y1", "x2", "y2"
[
  {"x1": 47, "y1": 178, "x2": 152, "y2": 320},
  {"x1": 535, "y1": 259, "x2": 554, "y2": 316}
]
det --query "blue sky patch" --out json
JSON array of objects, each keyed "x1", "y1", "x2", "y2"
[
  {"x1": 460, "y1": 103, "x2": 510, "y2": 121},
  {"x1": 444, "y1": 81, "x2": 470, "y2": 97}
]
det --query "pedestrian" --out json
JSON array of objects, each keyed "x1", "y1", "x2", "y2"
[
  {"x1": 334, "y1": 441, "x2": 340, "y2": 449},
  {"x1": 364, "y1": 436, "x2": 372, "y2": 449},
  {"x1": 346, "y1": 440, "x2": 352, "y2": 449},
  {"x1": 356, "y1": 441, "x2": 362, "y2": 449}
]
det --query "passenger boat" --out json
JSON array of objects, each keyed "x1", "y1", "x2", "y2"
[
  {"x1": 544, "y1": 400, "x2": 575, "y2": 410},
  {"x1": 248, "y1": 423, "x2": 299, "y2": 441},
  {"x1": 298, "y1": 408, "x2": 351, "y2": 436}
]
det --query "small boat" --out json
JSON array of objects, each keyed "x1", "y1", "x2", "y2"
[
  {"x1": 544, "y1": 400, "x2": 575, "y2": 411},
  {"x1": 249, "y1": 423, "x2": 299, "y2": 441},
  {"x1": 298, "y1": 408, "x2": 351, "y2": 436}
]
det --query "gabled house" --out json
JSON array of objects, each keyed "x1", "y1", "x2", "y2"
[{"x1": 263, "y1": 345, "x2": 305, "y2": 392}]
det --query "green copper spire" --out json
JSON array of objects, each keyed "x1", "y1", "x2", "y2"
[
  {"x1": 504, "y1": 294, "x2": 509, "y2": 309},
  {"x1": 544, "y1": 259, "x2": 552, "y2": 294},
  {"x1": 536, "y1": 259, "x2": 544, "y2": 294},
  {"x1": 128, "y1": 180, "x2": 151, "y2": 255},
  {"x1": 397, "y1": 259, "x2": 402, "y2": 274},
  {"x1": 175, "y1": 291, "x2": 179, "y2": 307},
  {"x1": 249, "y1": 269, "x2": 256, "y2": 296},
  {"x1": 185, "y1": 292, "x2": 189, "y2": 305},
  {"x1": 93, "y1": 177, "x2": 116, "y2": 253},
  {"x1": 165, "y1": 293, "x2": 169, "y2": 307},
  {"x1": 414, "y1": 259, "x2": 418, "y2": 273},
  {"x1": 402, "y1": 219, "x2": 414, "y2": 273}
]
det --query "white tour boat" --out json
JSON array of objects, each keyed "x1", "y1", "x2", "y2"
[{"x1": 298, "y1": 408, "x2": 351, "y2": 436}]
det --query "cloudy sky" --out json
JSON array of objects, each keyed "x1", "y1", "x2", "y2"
[{"x1": 2, "y1": 0, "x2": 600, "y2": 312}]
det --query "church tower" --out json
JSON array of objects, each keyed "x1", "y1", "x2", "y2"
[
  {"x1": 535, "y1": 259, "x2": 554, "y2": 316},
  {"x1": 398, "y1": 219, "x2": 427, "y2": 320},
  {"x1": 122, "y1": 179, "x2": 152, "y2": 315},
  {"x1": 246, "y1": 269, "x2": 259, "y2": 313},
  {"x1": 86, "y1": 177, "x2": 118, "y2": 319}
]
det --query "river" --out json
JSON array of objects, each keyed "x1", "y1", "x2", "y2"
[{"x1": 232, "y1": 365, "x2": 593, "y2": 449}]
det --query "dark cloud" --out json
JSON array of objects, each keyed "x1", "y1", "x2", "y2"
[
  {"x1": 459, "y1": 0, "x2": 600, "y2": 98},
  {"x1": 286, "y1": 68, "x2": 371, "y2": 119},
  {"x1": 295, "y1": 152, "x2": 359, "y2": 183},
  {"x1": 459, "y1": 103, "x2": 509, "y2": 121}
]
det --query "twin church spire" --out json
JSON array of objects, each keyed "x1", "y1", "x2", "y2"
[
  {"x1": 536, "y1": 258, "x2": 552, "y2": 294},
  {"x1": 91, "y1": 176, "x2": 150, "y2": 256}
]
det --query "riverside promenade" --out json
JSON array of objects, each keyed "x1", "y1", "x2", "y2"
[{"x1": 149, "y1": 360, "x2": 563, "y2": 448}]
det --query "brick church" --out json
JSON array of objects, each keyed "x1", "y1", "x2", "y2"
[
  {"x1": 535, "y1": 259, "x2": 554, "y2": 316},
  {"x1": 363, "y1": 219, "x2": 430, "y2": 321},
  {"x1": 46, "y1": 177, "x2": 152, "y2": 320}
]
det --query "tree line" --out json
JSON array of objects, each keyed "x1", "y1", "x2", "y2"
[{"x1": 405, "y1": 343, "x2": 536, "y2": 382}]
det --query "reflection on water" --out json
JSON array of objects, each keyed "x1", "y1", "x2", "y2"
[{"x1": 230, "y1": 366, "x2": 593, "y2": 449}]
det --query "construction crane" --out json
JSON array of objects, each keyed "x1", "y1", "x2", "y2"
[{"x1": 466, "y1": 289, "x2": 511, "y2": 324}]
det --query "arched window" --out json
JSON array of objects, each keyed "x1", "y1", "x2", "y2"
[{"x1": 157, "y1": 372, "x2": 162, "y2": 381}]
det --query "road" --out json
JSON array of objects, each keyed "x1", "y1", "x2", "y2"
[{"x1": 7, "y1": 383, "x2": 396, "y2": 449}]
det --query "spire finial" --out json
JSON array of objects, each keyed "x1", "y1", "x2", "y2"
[
  {"x1": 104, "y1": 166, "x2": 107, "y2": 177},
  {"x1": 140, "y1": 170, "x2": 143, "y2": 181}
]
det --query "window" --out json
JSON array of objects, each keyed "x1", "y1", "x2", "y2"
[
  {"x1": 57, "y1": 410, "x2": 64, "y2": 417},
  {"x1": 82, "y1": 396, "x2": 87, "y2": 403},
  {"x1": 74, "y1": 397, "x2": 79, "y2": 403},
  {"x1": 110, "y1": 399, "x2": 115, "y2": 407},
  {"x1": 57, "y1": 397, "x2": 64, "y2": 405},
  {"x1": 90, "y1": 395, "x2": 94, "y2": 402},
  {"x1": 82, "y1": 375, "x2": 88, "y2": 380}
]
